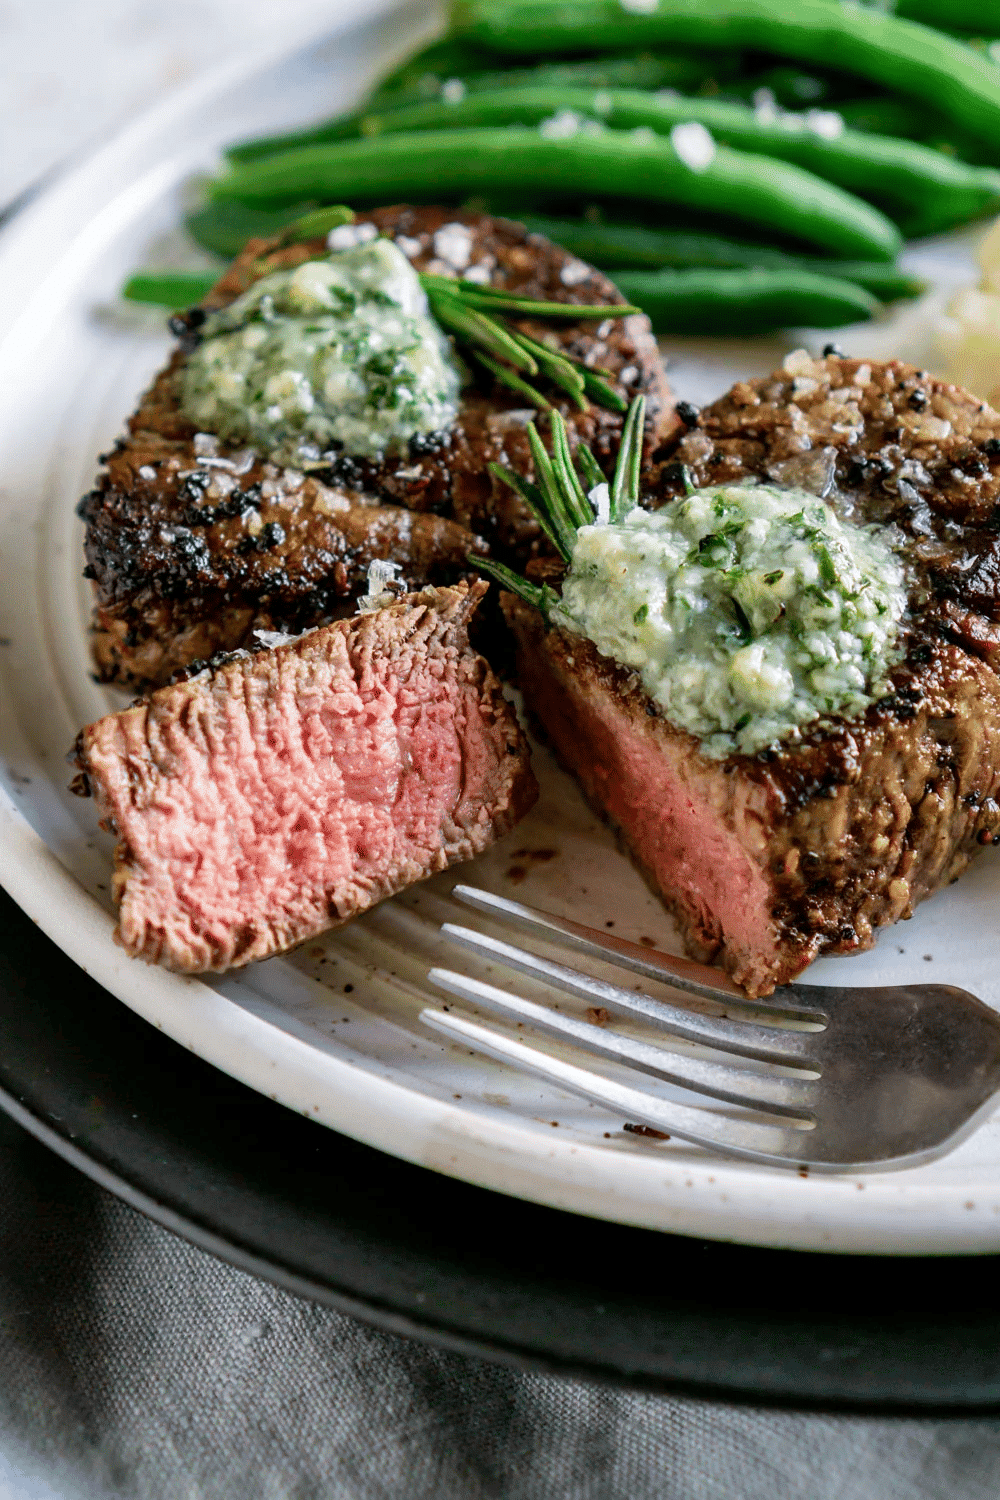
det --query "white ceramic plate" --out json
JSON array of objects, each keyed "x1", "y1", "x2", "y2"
[{"x1": 2, "y1": 0, "x2": 999, "y2": 1256}]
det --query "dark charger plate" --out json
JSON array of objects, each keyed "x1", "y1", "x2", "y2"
[{"x1": 3, "y1": 883, "x2": 1000, "y2": 1413}]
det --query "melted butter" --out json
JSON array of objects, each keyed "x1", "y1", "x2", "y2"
[
  {"x1": 180, "y1": 239, "x2": 462, "y2": 463},
  {"x1": 553, "y1": 482, "x2": 908, "y2": 757}
]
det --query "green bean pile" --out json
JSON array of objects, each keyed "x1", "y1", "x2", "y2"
[{"x1": 179, "y1": 0, "x2": 1000, "y2": 334}]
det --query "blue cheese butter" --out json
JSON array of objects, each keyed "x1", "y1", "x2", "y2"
[
  {"x1": 553, "y1": 482, "x2": 908, "y2": 757},
  {"x1": 180, "y1": 238, "x2": 462, "y2": 463}
]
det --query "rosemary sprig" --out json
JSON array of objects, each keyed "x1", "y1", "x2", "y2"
[
  {"x1": 510, "y1": 330, "x2": 587, "y2": 411},
  {"x1": 473, "y1": 351, "x2": 552, "y2": 410},
  {"x1": 475, "y1": 396, "x2": 647, "y2": 614},
  {"x1": 611, "y1": 394, "x2": 646, "y2": 522},
  {"x1": 426, "y1": 285, "x2": 540, "y2": 374},
  {"x1": 419, "y1": 274, "x2": 632, "y2": 413},
  {"x1": 471, "y1": 556, "x2": 561, "y2": 615},
  {"x1": 422, "y1": 279, "x2": 640, "y2": 319}
]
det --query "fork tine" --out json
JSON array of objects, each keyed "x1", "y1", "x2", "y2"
[
  {"x1": 441, "y1": 924, "x2": 818, "y2": 1066},
  {"x1": 420, "y1": 1006, "x2": 811, "y2": 1165},
  {"x1": 429, "y1": 967, "x2": 815, "y2": 1116},
  {"x1": 450, "y1": 884, "x2": 828, "y2": 1017}
]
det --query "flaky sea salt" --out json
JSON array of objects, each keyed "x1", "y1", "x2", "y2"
[
  {"x1": 588, "y1": 483, "x2": 611, "y2": 525},
  {"x1": 670, "y1": 121, "x2": 715, "y2": 172},
  {"x1": 540, "y1": 109, "x2": 583, "y2": 141},
  {"x1": 433, "y1": 222, "x2": 473, "y2": 270},
  {"x1": 327, "y1": 222, "x2": 378, "y2": 250}
]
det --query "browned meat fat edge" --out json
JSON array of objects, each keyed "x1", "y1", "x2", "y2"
[
  {"x1": 77, "y1": 582, "x2": 537, "y2": 973},
  {"x1": 82, "y1": 206, "x2": 674, "y2": 691},
  {"x1": 507, "y1": 353, "x2": 1000, "y2": 995}
]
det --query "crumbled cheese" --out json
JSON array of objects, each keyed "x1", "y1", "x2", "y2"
[
  {"x1": 592, "y1": 90, "x2": 613, "y2": 116},
  {"x1": 440, "y1": 77, "x2": 466, "y2": 104},
  {"x1": 462, "y1": 264, "x2": 493, "y2": 285},
  {"x1": 326, "y1": 221, "x2": 378, "y2": 251},
  {"x1": 193, "y1": 432, "x2": 219, "y2": 456},
  {"x1": 181, "y1": 239, "x2": 462, "y2": 463},
  {"x1": 670, "y1": 121, "x2": 716, "y2": 173},
  {"x1": 395, "y1": 235, "x2": 424, "y2": 260},
  {"x1": 433, "y1": 222, "x2": 473, "y2": 270},
  {"x1": 553, "y1": 482, "x2": 908, "y2": 758},
  {"x1": 138, "y1": 465, "x2": 156, "y2": 481},
  {"x1": 560, "y1": 258, "x2": 591, "y2": 287}
]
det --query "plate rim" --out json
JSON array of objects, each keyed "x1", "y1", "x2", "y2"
[{"x1": 5, "y1": 879, "x2": 1000, "y2": 1416}]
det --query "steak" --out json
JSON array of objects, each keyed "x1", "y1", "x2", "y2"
[
  {"x1": 73, "y1": 582, "x2": 536, "y2": 973},
  {"x1": 83, "y1": 205, "x2": 673, "y2": 691},
  {"x1": 506, "y1": 352, "x2": 1000, "y2": 996}
]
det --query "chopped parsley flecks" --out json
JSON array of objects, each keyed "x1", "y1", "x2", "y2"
[
  {"x1": 180, "y1": 239, "x2": 462, "y2": 463},
  {"x1": 552, "y1": 483, "x2": 908, "y2": 757}
]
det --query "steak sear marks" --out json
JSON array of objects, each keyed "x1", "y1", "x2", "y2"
[
  {"x1": 507, "y1": 354, "x2": 1000, "y2": 995},
  {"x1": 83, "y1": 207, "x2": 673, "y2": 691}
]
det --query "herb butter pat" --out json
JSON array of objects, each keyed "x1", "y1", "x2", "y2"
[
  {"x1": 180, "y1": 239, "x2": 462, "y2": 462},
  {"x1": 553, "y1": 483, "x2": 907, "y2": 756}
]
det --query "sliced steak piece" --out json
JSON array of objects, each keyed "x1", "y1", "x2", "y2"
[
  {"x1": 84, "y1": 206, "x2": 673, "y2": 691},
  {"x1": 506, "y1": 353, "x2": 1000, "y2": 996},
  {"x1": 74, "y1": 582, "x2": 536, "y2": 973}
]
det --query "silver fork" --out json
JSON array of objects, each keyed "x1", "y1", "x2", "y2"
[{"x1": 419, "y1": 884, "x2": 1000, "y2": 1173}]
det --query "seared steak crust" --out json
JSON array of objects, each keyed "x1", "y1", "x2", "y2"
[
  {"x1": 76, "y1": 583, "x2": 537, "y2": 973},
  {"x1": 508, "y1": 353, "x2": 1000, "y2": 994},
  {"x1": 84, "y1": 206, "x2": 673, "y2": 690}
]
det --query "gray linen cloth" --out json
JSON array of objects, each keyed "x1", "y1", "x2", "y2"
[{"x1": 2, "y1": 1115, "x2": 999, "y2": 1500}]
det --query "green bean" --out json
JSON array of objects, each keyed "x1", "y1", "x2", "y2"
[
  {"x1": 610, "y1": 267, "x2": 878, "y2": 334},
  {"x1": 315, "y1": 84, "x2": 1000, "y2": 233},
  {"x1": 835, "y1": 97, "x2": 933, "y2": 140},
  {"x1": 210, "y1": 129, "x2": 902, "y2": 261},
  {"x1": 896, "y1": 0, "x2": 1000, "y2": 28},
  {"x1": 451, "y1": 0, "x2": 1000, "y2": 151},
  {"x1": 371, "y1": 37, "x2": 505, "y2": 99},
  {"x1": 274, "y1": 205, "x2": 355, "y2": 243},
  {"x1": 227, "y1": 53, "x2": 737, "y2": 165},
  {"x1": 516, "y1": 216, "x2": 926, "y2": 298},
  {"x1": 834, "y1": 97, "x2": 997, "y2": 170},
  {"x1": 185, "y1": 201, "x2": 314, "y2": 256},
  {"x1": 123, "y1": 271, "x2": 220, "y2": 308}
]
